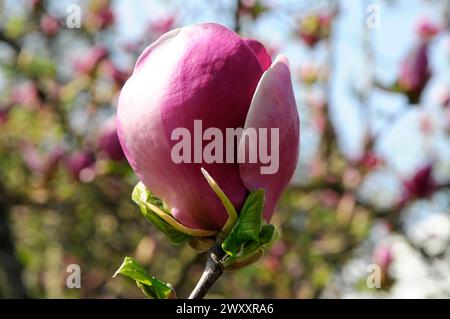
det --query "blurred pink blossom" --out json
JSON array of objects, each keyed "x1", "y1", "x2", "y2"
[
  {"x1": 40, "y1": 14, "x2": 59, "y2": 37},
  {"x1": 149, "y1": 15, "x2": 175, "y2": 37},
  {"x1": 73, "y1": 46, "x2": 109, "y2": 75},
  {"x1": 397, "y1": 42, "x2": 430, "y2": 103},
  {"x1": 320, "y1": 190, "x2": 339, "y2": 208},
  {"x1": 360, "y1": 151, "x2": 381, "y2": 169},
  {"x1": 11, "y1": 82, "x2": 40, "y2": 108},
  {"x1": 98, "y1": 116, "x2": 125, "y2": 161},
  {"x1": 103, "y1": 60, "x2": 130, "y2": 87},
  {"x1": 21, "y1": 144, "x2": 65, "y2": 179},
  {"x1": 239, "y1": 0, "x2": 268, "y2": 20},
  {"x1": 95, "y1": 7, "x2": 115, "y2": 29},
  {"x1": 65, "y1": 150, "x2": 96, "y2": 182},
  {"x1": 402, "y1": 164, "x2": 437, "y2": 202},
  {"x1": 415, "y1": 17, "x2": 440, "y2": 40},
  {"x1": 298, "y1": 12, "x2": 333, "y2": 48},
  {"x1": 373, "y1": 245, "x2": 393, "y2": 270}
]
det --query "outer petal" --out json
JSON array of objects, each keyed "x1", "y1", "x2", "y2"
[
  {"x1": 244, "y1": 38, "x2": 272, "y2": 71},
  {"x1": 238, "y1": 55, "x2": 300, "y2": 222},
  {"x1": 118, "y1": 23, "x2": 264, "y2": 230}
]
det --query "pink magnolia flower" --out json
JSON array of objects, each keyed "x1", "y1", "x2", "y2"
[
  {"x1": 397, "y1": 42, "x2": 430, "y2": 104},
  {"x1": 117, "y1": 23, "x2": 299, "y2": 231},
  {"x1": 98, "y1": 116, "x2": 125, "y2": 161}
]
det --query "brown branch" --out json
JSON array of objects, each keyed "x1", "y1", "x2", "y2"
[
  {"x1": 0, "y1": 30, "x2": 20, "y2": 53},
  {"x1": 234, "y1": 0, "x2": 241, "y2": 33},
  {"x1": 320, "y1": 0, "x2": 340, "y2": 168},
  {"x1": 188, "y1": 238, "x2": 226, "y2": 299}
]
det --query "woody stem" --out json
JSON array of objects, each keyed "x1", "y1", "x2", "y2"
[{"x1": 188, "y1": 238, "x2": 226, "y2": 299}]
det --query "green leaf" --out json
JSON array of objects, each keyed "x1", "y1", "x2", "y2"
[
  {"x1": 220, "y1": 191, "x2": 279, "y2": 270},
  {"x1": 222, "y1": 189, "x2": 265, "y2": 256},
  {"x1": 239, "y1": 223, "x2": 275, "y2": 256},
  {"x1": 259, "y1": 224, "x2": 276, "y2": 245},
  {"x1": 114, "y1": 257, "x2": 175, "y2": 299},
  {"x1": 223, "y1": 225, "x2": 278, "y2": 270},
  {"x1": 132, "y1": 182, "x2": 191, "y2": 245}
]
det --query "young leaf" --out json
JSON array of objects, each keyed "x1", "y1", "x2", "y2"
[
  {"x1": 222, "y1": 189, "x2": 265, "y2": 256},
  {"x1": 259, "y1": 224, "x2": 276, "y2": 245},
  {"x1": 223, "y1": 224, "x2": 278, "y2": 270},
  {"x1": 114, "y1": 257, "x2": 175, "y2": 299}
]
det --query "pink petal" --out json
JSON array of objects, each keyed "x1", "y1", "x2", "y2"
[
  {"x1": 244, "y1": 38, "x2": 272, "y2": 71},
  {"x1": 238, "y1": 55, "x2": 300, "y2": 222}
]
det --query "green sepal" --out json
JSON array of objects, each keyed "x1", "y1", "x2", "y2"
[{"x1": 132, "y1": 182, "x2": 191, "y2": 245}]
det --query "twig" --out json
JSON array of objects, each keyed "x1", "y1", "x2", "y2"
[
  {"x1": 234, "y1": 0, "x2": 241, "y2": 33},
  {"x1": 320, "y1": 0, "x2": 339, "y2": 168},
  {"x1": 0, "y1": 30, "x2": 20, "y2": 53},
  {"x1": 188, "y1": 239, "x2": 226, "y2": 299}
]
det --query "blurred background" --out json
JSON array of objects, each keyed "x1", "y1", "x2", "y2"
[{"x1": 0, "y1": 0, "x2": 449, "y2": 298}]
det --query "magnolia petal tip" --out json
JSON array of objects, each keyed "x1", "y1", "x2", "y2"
[{"x1": 273, "y1": 54, "x2": 290, "y2": 68}]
